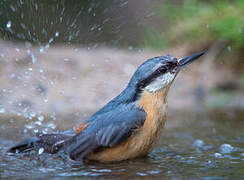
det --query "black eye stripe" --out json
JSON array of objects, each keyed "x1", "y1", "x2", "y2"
[
  {"x1": 137, "y1": 67, "x2": 166, "y2": 90},
  {"x1": 138, "y1": 62, "x2": 178, "y2": 89},
  {"x1": 131, "y1": 59, "x2": 178, "y2": 101}
]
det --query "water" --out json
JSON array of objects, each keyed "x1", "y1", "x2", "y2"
[{"x1": 0, "y1": 110, "x2": 243, "y2": 179}]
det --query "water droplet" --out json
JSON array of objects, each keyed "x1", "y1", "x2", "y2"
[
  {"x1": 34, "y1": 3, "x2": 38, "y2": 11},
  {"x1": 25, "y1": 124, "x2": 34, "y2": 129},
  {"x1": 31, "y1": 54, "x2": 37, "y2": 64},
  {"x1": 90, "y1": 25, "x2": 97, "y2": 32},
  {"x1": 0, "y1": 53, "x2": 6, "y2": 61},
  {"x1": 105, "y1": 57, "x2": 110, "y2": 63},
  {"x1": 39, "y1": 46, "x2": 44, "y2": 53},
  {"x1": 138, "y1": 49, "x2": 142, "y2": 53},
  {"x1": 47, "y1": 122, "x2": 56, "y2": 129},
  {"x1": 48, "y1": 37, "x2": 54, "y2": 43},
  {"x1": 103, "y1": 18, "x2": 110, "y2": 24},
  {"x1": 35, "y1": 121, "x2": 42, "y2": 126},
  {"x1": 38, "y1": 115, "x2": 44, "y2": 121},
  {"x1": 136, "y1": 172, "x2": 147, "y2": 176},
  {"x1": 6, "y1": 21, "x2": 11, "y2": 29},
  {"x1": 45, "y1": 43, "x2": 50, "y2": 49},
  {"x1": 38, "y1": 147, "x2": 44, "y2": 155},
  {"x1": 59, "y1": 16, "x2": 63, "y2": 23},
  {"x1": 50, "y1": 112, "x2": 56, "y2": 120},
  {"x1": 10, "y1": 5, "x2": 16, "y2": 12},
  {"x1": 30, "y1": 111, "x2": 36, "y2": 117},
  {"x1": 0, "y1": 107, "x2": 5, "y2": 113},
  {"x1": 55, "y1": 32, "x2": 59, "y2": 37},
  {"x1": 147, "y1": 170, "x2": 160, "y2": 175},
  {"x1": 128, "y1": 46, "x2": 133, "y2": 50},
  {"x1": 68, "y1": 35, "x2": 72, "y2": 41},
  {"x1": 9, "y1": 73, "x2": 16, "y2": 79},
  {"x1": 42, "y1": 128, "x2": 48, "y2": 134},
  {"x1": 20, "y1": 23, "x2": 27, "y2": 30},
  {"x1": 219, "y1": 144, "x2": 234, "y2": 153}
]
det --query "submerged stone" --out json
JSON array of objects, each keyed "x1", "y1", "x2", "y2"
[
  {"x1": 219, "y1": 144, "x2": 234, "y2": 154},
  {"x1": 193, "y1": 139, "x2": 205, "y2": 148}
]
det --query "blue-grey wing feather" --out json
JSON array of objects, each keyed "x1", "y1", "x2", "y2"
[{"x1": 66, "y1": 104, "x2": 146, "y2": 161}]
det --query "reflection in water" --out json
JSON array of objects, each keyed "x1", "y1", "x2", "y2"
[{"x1": 1, "y1": 110, "x2": 243, "y2": 179}]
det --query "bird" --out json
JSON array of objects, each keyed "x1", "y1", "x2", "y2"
[{"x1": 8, "y1": 51, "x2": 204, "y2": 163}]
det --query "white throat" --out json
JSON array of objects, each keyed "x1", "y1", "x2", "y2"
[{"x1": 144, "y1": 72, "x2": 176, "y2": 93}]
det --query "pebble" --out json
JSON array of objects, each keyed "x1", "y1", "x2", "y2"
[
  {"x1": 219, "y1": 144, "x2": 234, "y2": 153},
  {"x1": 214, "y1": 152, "x2": 223, "y2": 158},
  {"x1": 193, "y1": 139, "x2": 205, "y2": 148}
]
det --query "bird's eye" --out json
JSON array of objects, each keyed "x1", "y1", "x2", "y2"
[{"x1": 156, "y1": 66, "x2": 166, "y2": 74}]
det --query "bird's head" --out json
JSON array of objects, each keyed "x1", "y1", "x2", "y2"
[{"x1": 128, "y1": 51, "x2": 204, "y2": 95}]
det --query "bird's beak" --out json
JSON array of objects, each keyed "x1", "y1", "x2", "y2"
[{"x1": 177, "y1": 51, "x2": 205, "y2": 67}]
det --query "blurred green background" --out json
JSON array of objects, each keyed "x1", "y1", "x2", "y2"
[{"x1": 145, "y1": 0, "x2": 244, "y2": 72}]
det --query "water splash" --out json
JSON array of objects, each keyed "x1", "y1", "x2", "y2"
[
  {"x1": 6, "y1": 21, "x2": 11, "y2": 29},
  {"x1": 38, "y1": 147, "x2": 44, "y2": 155},
  {"x1": 38, "y1": 115, "x2": 44, "y2": 121}
]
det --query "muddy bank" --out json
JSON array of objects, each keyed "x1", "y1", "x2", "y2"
[{"x1": 0, "y1": 41, "x2": 243, "y2": 127}]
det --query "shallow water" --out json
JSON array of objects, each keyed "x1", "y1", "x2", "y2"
[{"x1": 0, "y1": 110, "x2": 244, "y2": 179}]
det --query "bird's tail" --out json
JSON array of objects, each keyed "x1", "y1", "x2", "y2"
[{"x1": 7, "y1": 131, "x2": 74, "y2": 154}]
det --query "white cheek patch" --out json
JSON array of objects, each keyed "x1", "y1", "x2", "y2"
[{"x1": 145, "y1": 72, "x2": 176, "y2": 93}]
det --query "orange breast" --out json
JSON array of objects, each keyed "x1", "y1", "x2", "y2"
[{"x1": 87, "y1": 87, "x2": 170, "y2": 163}]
